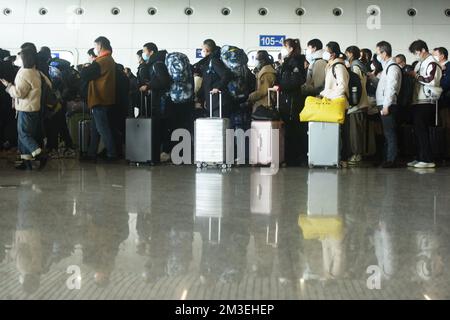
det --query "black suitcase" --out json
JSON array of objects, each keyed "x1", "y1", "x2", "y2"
[
  {"x1": 429, "y1": 100, "x2": 447, "y2": 161},
  {"x1": 78, "y1": 104, "x2": 91, "y2": 156},
  {"x1": 125, "y1": 92, "x2": 153, "y2": 165}
]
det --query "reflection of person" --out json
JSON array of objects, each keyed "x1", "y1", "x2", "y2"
[{"x1": 197, "y1": 214, "x2": 250, "y2": 285}]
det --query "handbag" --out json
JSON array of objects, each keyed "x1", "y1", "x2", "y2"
[{"x1": 300, "y1": 96, "x2": 347, "y2": 124}]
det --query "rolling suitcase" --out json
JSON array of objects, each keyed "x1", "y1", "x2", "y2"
[
  {"x1": 308, "y1": 122, "x2": 340, "y2": 168},
  {"x1": 429, "y1": 100, "x2": 447, "y2": 161},
  {"x1": 126, "y1": 92, "x2": 153, "y2": 165},
  {"x1": 194, "y1": 91, "x2": 230, "y2": 169},
  {"x1": 250, "y1": 88, "x2": 285, "y2": 166},
  {"x1": 78, "y1": 101, "x2": 91, "y2": 157}
]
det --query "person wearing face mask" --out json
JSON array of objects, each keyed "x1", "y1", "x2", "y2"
[
  {"x1": 406, "y1": 40, "x2": 443, "y2": 169},
  {"x1": 302, "y1": 39, "x2": 327, "y2": 96},
  {"x1": 374, "y1": 41, "x2": 402, "y2": 169},
  {"x1": 138, "y1": 42, "x2": 172, "y2": 163},
  {"x1": 433, "y1": 47, "x2": 450, "y2": 157},
  {"x1": 360, "y1": 49, "x2": 373, "y2": 73},
  {"x1": 320, "y1": 42, "x2": 349, "y2": 102},
  {"x1": 272, "y1": 38, "x2": 307, "y2": 166},
  {"x1": 343, "y1": 46, "x2": 370, "y2": 166},
  {"x1": 199, "y1": 39, "x2": 232, "y2": 119},
  {"x1": 247, "y1": 50, "x2": 277, "y2": 116},
  {"x1": 79, "y1": 36, "x2": 117, "y2": 162}
]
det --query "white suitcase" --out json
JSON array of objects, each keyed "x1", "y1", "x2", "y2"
[
  {"x1": 308, "y1": 122, "x2": 340, "y2": 168},
  {"x1": 250, "y1": 88, "x2": 285, "y2": 166},
  {"x1": 195, "y1": 92, "x2": 230, "y2": 169},
  {"x1": 307, "y1": 171, "x2": 339, "y2": 216}
]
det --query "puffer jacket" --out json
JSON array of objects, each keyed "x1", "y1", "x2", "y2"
[
  {"x1": 5, "y1": 67, "x2": 52, "y2": 112},
  {"x1": 248, "y1": 64, "x2": 277, "y2": 111},
  {"x1": 320, "y1": 58, "x2": 349, "y2": 107},
  {"x1": 413, "y1": 54, "x2": 443, "y2": 104},
  {"x1": 277, "y1": 53, "x2": 307, "y2": 120}
]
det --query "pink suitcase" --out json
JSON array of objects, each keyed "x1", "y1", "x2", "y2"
[{"x1": 249, "y1": 88, "x2": 285, "y2": 166}]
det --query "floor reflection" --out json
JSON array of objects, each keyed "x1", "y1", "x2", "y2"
[{"x1": 0, "y1": 161, "x2": 450, "y2": 299}]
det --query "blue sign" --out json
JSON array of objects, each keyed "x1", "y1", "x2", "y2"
[
  {"x1": 196, "y1": 48, "x2": 203, "y2": 59},
  {"x1": 259, "y1": 35, "x2": 285, "y2": 47},
  {"x1": 51, "y1": 53, "x2": 60, "y2": 59}
]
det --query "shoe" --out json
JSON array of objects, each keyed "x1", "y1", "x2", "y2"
[
  {"x1": 35, "y1": 153, "x2": 48, "y2": 170},
  {"x1": 62, "y1": 148, "x2": 76, "y2": 159},
  {"x1": 414, "y1": 162, "x2": 436, "y2": 169},
  {"x1": 48, "y1": 149, "x2": 60, "y2": 159},
  {"x1": 380, "y1": 161, "x2": 397, "y2": 168},
  {"x1": 407, "y1": 160, "x2": 419, "y2": 167},
  {"x1": 348, "y1": 154, "x2": 362, "y2": 165},
  {"x1": 160, "y1": 152, "x2": 171, "y2": 163},
  {"x1": 15, "y1": 160, "x2": 32, "y2": 171}
]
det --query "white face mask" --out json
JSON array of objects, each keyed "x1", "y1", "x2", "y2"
[
  {"x1": 14, "y1": 57, "x2": 23, "y2": 68},
  {"x1": 415, "y1": 53, "x2": 422, "y2": 61},
  {"x1": 322, "y1": 51, "x2": 331, "y2": 61},
  {"x1": 94, "y1": 48, "x2": 99, "y2": 56},
  {"x1": 280, "y1": 47, "x2": 289, "y2": 59},
  {"x1": 306, "y1": 48, "x2": 313, "y2": 56},
  {"x1": 370, "y1": 63, "x2": 375, "y2": 71},
  {"x1": 201, "y1": 49, "x2": 207, "y2": 58},
  {"x1": 433, "y1": 55, "x2": 440, "y2": 62}
]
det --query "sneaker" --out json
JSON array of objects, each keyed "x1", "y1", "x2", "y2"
[
  {"x1": 348, "y1": 154, "x2": 362, "y2": 165},
  {"x1": 160, "y1": 152, "x2": 171, "y2": 163},
  {"x1": 62, "y1": 148, "x2": 76, "y2": 159},
  {"x1": 407, "y1": 160, "x2": 419, "y2": 167},
  {"x1": 414, "y1": 162, "x2": 436, "y2": 169}
]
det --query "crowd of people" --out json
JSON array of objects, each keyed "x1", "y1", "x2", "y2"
[{"x1": 0, "y1": 36, "x2": 449, "y2": 170}]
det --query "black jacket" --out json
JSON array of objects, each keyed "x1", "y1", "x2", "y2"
[
  {"x1": 277, "y1": 54, "x2": 307, "y2": 120},
  {"x1": 143, "y1": 50, "x2": 171, "y2": 115},
  {"x1": 200, "y1": 48, "x2": 232, "y2": 117}
]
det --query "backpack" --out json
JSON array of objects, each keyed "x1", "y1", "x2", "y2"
[
  {"x1": 220, "y1": 45, "x2": 252, "y2": 101},
  {"x1": 386, "y1": 63, "x2": 416, "y2": 107},
  {"x1": 49, "y1": 58, "x2": 81, "y2": 100},
  {"x1": 165, "y1": 52, "x2": 194, "y2": 103},
  {"x1": 332, "y1": 62, "x2": 362, "y2": 106},
  {"x1": 40, "y1": 73, "x2": 62, "y2": 119}
]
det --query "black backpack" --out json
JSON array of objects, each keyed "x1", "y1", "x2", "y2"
[
  {"x1": 386, "y1": 63, "x2": 414, "y2": 108},
  {"x1": 332, "y1": 62, "x2": 362, "y2": 106}
]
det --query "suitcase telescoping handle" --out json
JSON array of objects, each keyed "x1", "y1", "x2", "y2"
[
  {"x1": 209, "y1": 91, "x2": 222, "y2": 119},
  {"x1": 435, "y1": 100, "x2": 439, "y2": 127},
  {"x1": 267, "y1": 88, "x2": 280, "y2": 110},
  {"x1": 141, "y1": 91, "x2": 153, "y2": 118}
]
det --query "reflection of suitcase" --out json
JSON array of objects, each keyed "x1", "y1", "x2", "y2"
[
  {"x1": 308, "y1": 122, "x2": 340, "y2": 168},
  {"x1": 307, "y1": 171, "x2": 338, "y2": 216},
  {"x1": 195, "y1": 92, "x2": 230, "y2": 168},
  {"x1": 250, "y1": 89, "x2": 285, "y2": 166},
  {"x1": 429, "y1": 100, "x2": 447, "y2": 161},
  {"x1": 195, "y1": 172, "x2": 225, "y2": 244},
  {"x1": 126, "y1": 92, "x2": 152, "y2": 164}
]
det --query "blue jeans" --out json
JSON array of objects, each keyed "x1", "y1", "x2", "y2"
[
  {"x1": 379, "y1": 105, "x2": 398, "y2": 162},
  {"x1": 88, "y1": 106, "x2": 117, "y2": 158},
  {"x1": 17, "y1": 111, "x2": 41, "y2": 158}
]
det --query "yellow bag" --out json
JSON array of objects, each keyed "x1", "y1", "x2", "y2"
[
  {"x1": 298, "y1": 215, "x2": 344, "y2": 241},
  {"x1": 300, "y1": 96, "x2": 347, "y2": 124}
]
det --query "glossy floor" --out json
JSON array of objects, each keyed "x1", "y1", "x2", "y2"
[{"x1": 1, "y1": 160, "x2": 450, "y2": 300}]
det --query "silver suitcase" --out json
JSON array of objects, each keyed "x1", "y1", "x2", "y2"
[
  {"x1": 308, "y1": 122, "x2": 340, "y2": 168},
  {"x1": 126, "y1": 93, "x2": 152, "y2": 164},
  {"x1": 250, "y1": 88, "x2": 285, "y2": 166},
  {"x1": 195, "y1": 92, "x2": 230, "y2": 168}
]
